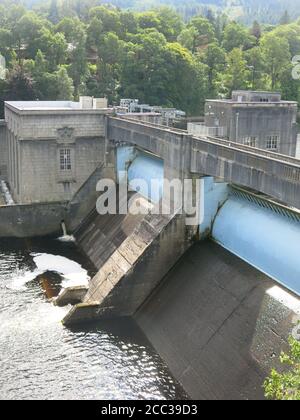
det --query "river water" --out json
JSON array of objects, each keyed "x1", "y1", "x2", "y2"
[{"x1": 0, "y1": 237, "x2": 185, "y2": 400}]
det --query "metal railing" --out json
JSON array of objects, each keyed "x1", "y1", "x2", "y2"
[
  {"x1": 109, "y1": 116, "x2": 188, "y2": 135},
  {"x1": 187, "y1": 123, "x2": 227, "y2": 138}
]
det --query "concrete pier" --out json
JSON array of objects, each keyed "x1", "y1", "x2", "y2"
[{"x1": 63, "y1": 209, "x2": 192, "y2": 325}]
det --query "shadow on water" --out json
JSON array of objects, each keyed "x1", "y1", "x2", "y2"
[
  {"x1": 0, "y1": 236, "x2": 96, "y2": 274},
  {"x1": 66, "y1": 317, "x2": 190, "y2": 400}
]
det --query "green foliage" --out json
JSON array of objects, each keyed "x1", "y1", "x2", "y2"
[
  {"x1": 222, "y1": 22, "x2": 256, "y2": 52},
  {"x1": 0, "y1": 1, "x2": 300, "y2": 117},
  {"x1": 260, "y1": 32, "x2": 291, "y2": 89},
  {"x1": 202, "y1": 43, "x2": 226, "y2": 96},
  {"x1": 223, "y1": 48, "x2": 250, "y2": 94},
  {"x1": 264, "y1": 338, "x2": 300, "y2": 401}
]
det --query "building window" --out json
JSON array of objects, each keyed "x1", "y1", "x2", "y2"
[
  {"x1": 60, "y1": 149, "x2": 71, "y2": 171},
  {"x1": 266, "y1": 135, "x2": 279, "y2": 150},
  {"x1": 243, "y1": 136, "x2": 257, "y2": 147}
]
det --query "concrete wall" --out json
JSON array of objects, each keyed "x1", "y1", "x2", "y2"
[
  {"x1": 0, "y1": 201, "x2": 67, "y2": 238},
  {"x1": 0, "y1": 120, "x2": 7, "y2": 180},
  {"x1": 5, "y1": 108, "x2": 107, "y2": 140},
  {"x1": 199, "y1": 177, "x2": 229, "y2": 238},
  {"x1": 136, "y1": 241, "x2": 300, "y2": 400}
]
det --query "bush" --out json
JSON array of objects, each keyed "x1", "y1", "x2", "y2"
[{"x1": 264, "y1": 338, "x2": 300, "y2": 400}]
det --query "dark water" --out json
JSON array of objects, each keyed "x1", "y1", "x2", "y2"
[{"x1": 0, "y1": 238, "x2": 186, "y2": 400}]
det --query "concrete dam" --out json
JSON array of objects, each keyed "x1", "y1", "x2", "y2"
[
  {"x1": 60, "y1": 140, "x2": 300, "y2": 399},
  {"x1": 1, "y1": 109, "x2": 300, "y2": 400}
]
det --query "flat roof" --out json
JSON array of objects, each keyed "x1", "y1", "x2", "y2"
[
  {"x1": 5, "y1": 101, "x2": 82, "y2": 111},
  {"x1": 206, "y1": 99, "x2": 298, "y2": 105},
  {"x1": 232, "y1": 90, "x2": 281, "y2": 95}
]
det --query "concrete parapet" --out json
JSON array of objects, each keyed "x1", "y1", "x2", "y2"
[{"x1": 0, "y1": 201, "x2": 67, "y2": 238}]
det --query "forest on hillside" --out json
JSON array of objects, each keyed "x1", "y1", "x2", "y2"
[
  {"x1": 14, "y1": 0, "x2": 300, "y2": 24},
  {"x1": 109, "y1": 0, "x2": 300, "y2": 25},
  {"x1": 0, "y1": 0, "x2": 300, "y2": 117}
]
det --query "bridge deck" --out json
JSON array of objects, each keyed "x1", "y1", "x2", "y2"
[
  {"x1": 117, "y1": 115, "x2": 300, "y2": 166},
  {"x1": 108, "y1": 117, "x2": 300, "y2": 209}
]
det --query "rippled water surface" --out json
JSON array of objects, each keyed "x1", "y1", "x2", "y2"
[{"x1": 0, "y1": 238, "x2": 185, "y2": 400}]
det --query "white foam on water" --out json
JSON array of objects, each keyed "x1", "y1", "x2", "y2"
[
  {"x1": 10, "y1": 269, "x2": 43, "y2": 291},
  {"x1": 9, "y1": 253, "x2": 90, "y2": 291}
]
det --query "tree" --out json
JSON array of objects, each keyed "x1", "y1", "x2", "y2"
[
  {"x1": 280, "y1": 10, "x2": 291, "y2": 26},
  {"x1": 245, "y1": 46, "x2": 268, "y2": 90},
  {"x1": 251, "y1": 21, "x2": 262, "y2": 42},
  {"x1": 56, "y1": 18, "x2": 88, "y2": 94},
  {"x1": 89, "y1": 6, "x2": 121, "y2": 35},
  {"x1": 214, "y1": 13, "x2": 228, "y2": 44},
  {"x1": 35, "y1": 29, "x2": 68, "y2": 71},
  {"x1": 202, "y1": 43, "x2": 226, "y2": 97},
  {"x1": 87, "y1": 31, "x2": 124, "y2": 102},
  {"x1": 153, "y1": 7, "x2": 183, "y2": 42},
  {"x1": 177, "y1": 27, "x2": 198, "y2": 52},
  {"x1": 0, "y1": 28, "x2": 15, "y2": 63},
  {"x1": 5, "y1": 66, "x2": 36, "y2": 100},
  {"x1": 137, "y1": 11, "x2": 161, "y2": 31},
  {"x1": 163, "y1": 42, "x2": 208, "y2": 115},
  {"x1": 87, "y1": 16, "x2": 104, "y2": 50},
  {"x1": 69, "y1": 34, "x2": 88, "y2": 95},
  {"x1": 223, "y1": 48, "x2": 250, "y2": 95},
  {"x1": 189, "y1": 16, "x2": 216, "y2": 50},
  {"x1": 264, "y1": 338, "x2": 300, "y2": 400},
  {"x1": 270, "y1": 23, "x2": 300, "y2": 56},
  {"x1": 222, "y1": 22, "x2": 256, "y2": 52},
  {"x1": 16, "y1": 12, "x2": 47, "y2": 47},
  {"x1": 0, "y1": 78, "x2": 8, "y2": 118},
  {"x1": 119, "y1": 30, "x2": 207, "y2": 115},
  {"x1": 120, "y1": 11, "x2": 138, "y2": 38},
  {"x1": 34, "y1": 49, "x2": 48, "y2": 75},
  {"x1": 119, "y1": 30, "x2": 169, "y2": 105},
  {"x1": 56, "y1": 17, "x2": 85, "y2": 44},
  {"x1": 260, "y1": 32, "x2": 291, "y2": 89},
  {"x1": 55, "y1": 67, "x2": 74, "y2": 100},
  {"x1": 49, "y1": 0, "x2": 59, "y2": 25},
  {"x1": 279, "y1": 64, "x2": 300, "y2": 102}
]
